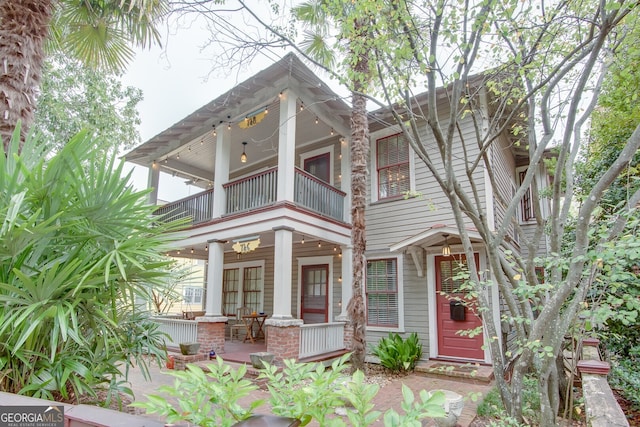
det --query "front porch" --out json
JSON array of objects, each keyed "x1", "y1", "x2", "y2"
[{"x1": 152, "y1": 315, "x2": 350, "y2": 364}]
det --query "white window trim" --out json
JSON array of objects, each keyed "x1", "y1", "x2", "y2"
[
  {"x1": 516, "y1": 165, "x2": 538, "y2": 225},
  {"x1": 365, "y1": 253, "x2": 405, "y2": 332},
  {"x1": 300, "y1": 146, "x2": 334, "y2": 185},
  {"x1": 370, "y1": 129, "x2": 415, "y2": 203},
  {"x1": 296, "y1": 256, "x2": 334, "y2": 321},
  {"x1": 183, "y1": 286, "x2": 204, "y2": 305},
  {"x1": 224, "y1": 260, "x2": 266, "y2": 312}
]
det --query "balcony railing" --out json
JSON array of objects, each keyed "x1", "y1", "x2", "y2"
[
  {"x1": 154, "y1": 167, "x2": 346, "y2": 225},
  {"x1": 224, "y1": 167, "x2": 278, "y2": 215},
  {"x1": 153, "y1": 189, "x2": 213, "y2": 225},
  {"x1": 294, "y1": 168, "x2": 345, "y2": 221}
]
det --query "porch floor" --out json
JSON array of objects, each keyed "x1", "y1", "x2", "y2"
[{"x1": 220, "y1": 340, "x2": 267, "y2": 364}]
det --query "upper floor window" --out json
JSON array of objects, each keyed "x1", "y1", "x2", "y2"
[
  {"x1": 518, "y1": 168, "x2": 535, "y2": 222},
  {"x1": 366, "y1": 258, "x2": 399, "y2": 327},
  {"x1": 377, "y1": 133, "x2": 410, "y2": 200}
]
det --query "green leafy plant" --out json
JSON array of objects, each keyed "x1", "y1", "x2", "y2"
[
  {"x1": 371, "y1": 332, "x2": 423, "y2": 372},
  {"x1": 0, "y1": 127, "x2": 179, "y2": 403},
  {"x1": 133, "y1": 355, "x2": 446, "y2": 427},
  {"x1": 131, "y1": 357, "x2": 264, "y2": 427}
]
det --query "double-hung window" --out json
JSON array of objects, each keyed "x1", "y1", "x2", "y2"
[
  {"x1": 518, "y1": 168, "x2": 535, "y2": 222},
  {"x1": 366, "y1": 258, "x2": 399, "y2": 327},
  {"x1": 377, "y1": 133, "x2": 410, "y2": 200},
  {"x1": 183, "y1": 287, "x2": 203, "y2": 305},
  {"x1": 222, "y1": 262, "x2": 264, "y2": 315}
]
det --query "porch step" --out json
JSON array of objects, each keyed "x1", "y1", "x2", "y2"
[
  {"x1": 415, "y1": 360, "x2": 494, "y2": 384},
  {"x1": 298, "y1": 349, "x2": 350, "y2": 366}
]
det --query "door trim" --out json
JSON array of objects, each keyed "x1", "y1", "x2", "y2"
[
  {"x1": 297, "y1": 256, "x2": 334, "y2": 321},
  {"x1": 427, "y1": 248, "x2": 493, "y2": 363}
]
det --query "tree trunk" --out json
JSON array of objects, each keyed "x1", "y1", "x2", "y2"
[
  {"x1": 347, "y1": 45, "x2": 370, "y2": 371},
  {"x1": 0, "y1": 0, "x2": 52, "y2": 153}
]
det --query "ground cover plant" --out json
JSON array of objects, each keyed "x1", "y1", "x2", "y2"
[{"x1": 371, "y1": 332, "x2": 423, "y2": 373}]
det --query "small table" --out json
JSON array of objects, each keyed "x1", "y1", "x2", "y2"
[{"x1": 242, "y1": 314, "x2": 268, "y2": 343}]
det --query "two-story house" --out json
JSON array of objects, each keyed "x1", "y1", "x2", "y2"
[{"x1": 125, "y1": 53, "x2": 543, "y2": 365}]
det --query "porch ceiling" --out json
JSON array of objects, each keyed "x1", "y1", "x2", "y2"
[{"x1": 124, "y1": 53, "x2": 351, "y2": 186}]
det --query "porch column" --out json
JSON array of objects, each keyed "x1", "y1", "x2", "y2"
[
  {"x1": 212, "y1": 126, "x2": 231, "y2": 218},
  {"x1": 205, "y1": 239, "x2": 225, "y2": 317},
  {"x1": 277, "y1": 89, "x2": 297, "y2": 202},
  {"x1": 147, "y1": 161, "x2": 160, "y2": 205},
  {"x1": 272, "y1": 226, "x2": 294, "y2": 319},
  {"x1": 337, "y1": 245, "x2": 353, "y2": 320}
]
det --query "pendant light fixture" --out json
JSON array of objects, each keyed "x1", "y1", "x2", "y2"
[
  {"x1": 240, "y1": 141, "x2": 248, "y2": 163},
  {"x1": 442, "y1": 234, "x2": 451, "y2": 256}
]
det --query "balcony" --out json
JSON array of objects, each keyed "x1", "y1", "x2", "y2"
[{"x1": 153, "y1": 167, "x2": 346, "y2": 225}]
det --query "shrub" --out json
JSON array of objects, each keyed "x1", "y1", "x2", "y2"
[
  {"x1": 133, "y1": 355, "x2": 446, "y2": 427},
  {"x1": 0, "y1": 128, "x2": 179, "y2": 403},
  {"x1": 371, "y1": 332, "x2": 423, "y2": 372},
  {"x1": 609, "y1": 355, "x2": 640, "y2": 410}
]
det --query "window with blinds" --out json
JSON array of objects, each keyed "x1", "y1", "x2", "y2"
[
  {"x1": 366, "y1": 259, "x2": 399, "y2": 327},
  {"x1": 439, "y1": 259, "x2": 466, "y2": 294},
  {"x1": 377, "y1": 133, "x2": 410, "y2": 199}
]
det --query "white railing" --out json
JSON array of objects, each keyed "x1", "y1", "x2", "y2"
[
  {"x1": 294, "y1": 168, "x2": 345, "y2": 221},
  {"x1": 152, "y1": 317, "x2": 198, "y2": 348},
  {"x1": 153, "y1": 189, "x2": 214, "y2": 225},
  {"x1": 225, "y1": 168, "x2": 278, "y2": 214},
  {"x1": 299, "y1": 322, "x2": 346, "y2": 359}
]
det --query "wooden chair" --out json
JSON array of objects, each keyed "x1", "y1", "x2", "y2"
[{"x1": 229, "y1": 307, "x2": 251, "y2": 342}]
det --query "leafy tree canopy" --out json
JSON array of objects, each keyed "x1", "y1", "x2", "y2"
[{"x1": 34, "y1": 52, "x2": 143, "y2": 155}]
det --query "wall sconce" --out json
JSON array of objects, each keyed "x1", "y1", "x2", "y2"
[
  {"x1": 442, "y1": 234, "x2": 451, "y2": 256},
  {"x1": 240, "y1": 141, "x2": 248, "y2": 163}
]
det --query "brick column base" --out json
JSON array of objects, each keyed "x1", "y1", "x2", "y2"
[
  {"x1": 265, "y1": 318, "x2": 304, "y2": 362},
  {"x1": 196, "y1": 316, "x2": 227, "y2": 355}
]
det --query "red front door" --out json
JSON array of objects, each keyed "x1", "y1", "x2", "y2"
[
  {"x1": 435, "y1": 254, "x2": 484, "y2": 360},
  {"x1": 301, "y1": 265, "x2": 328, "y2": 324}
]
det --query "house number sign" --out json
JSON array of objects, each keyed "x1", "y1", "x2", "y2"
[
  {"x1": 238, "y1": 108, "x2": 267, "y2": 129},
  {"x1": 232, "y1": 237, "x2": 260, "y2": 254}
]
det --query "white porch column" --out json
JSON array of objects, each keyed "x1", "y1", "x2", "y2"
[
  {"x1": 205, "y1": 239, "x2": 225, "y2": 317},
  {"x1": 337, "y1": 245, "x2": 353, "y2": 319},
  {"x1": 272, "y1": 226, "x2": 294, "y2": 319},
  {"x1": 212, "y1": 126, "x2": 231, "y2": 218},
  {"x1": 147, "y1": 162, "x2": 160, "y2": 205},
  {"x1": 277, "y1": 89, "x2": 297, "y2": 202}
]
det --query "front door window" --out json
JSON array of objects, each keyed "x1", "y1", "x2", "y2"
[{"x1": 301, "y1": 264, "x2": 328, "y2": 323}]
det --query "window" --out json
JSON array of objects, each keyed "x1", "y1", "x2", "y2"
[
  {"x1": 377, "y1": 133, "x2": 410, "y2": 199},
  {"x1": 222, "y1": 269, "x2": 239, "y2": 316},
  {"x1": 222, "y1": 263, "x2": 264, "y2": 315},
  {"x1": 518, "y1": 169, "x2": 535, "y2": 222},
  {"x1": 183, "y1": 286, "x2": 203, "y2": 304},
  {"x1": 304, "y1": 152, "x2": 331, "y2": 183},
  {"x1": 366, "y1": 259, "x2": 399, "y2": 327}
]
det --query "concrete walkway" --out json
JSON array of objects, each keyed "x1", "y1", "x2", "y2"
[{"x1": 125, "y1": 358, "x2": 493, "y2": 426}]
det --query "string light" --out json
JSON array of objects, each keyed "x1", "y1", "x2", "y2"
[
  {"x1": 301, "y1": 235, "x2": 305, "y2": 244},
  {"x1": 264, "y1": 106, "x2": 269, "y2": 114},
  {"x1": 177, "y1": 153, "x2": 180, "y2": 160},
  {"x1": 315, "y1": 117, "x2": 319, "y2": 124},
  {"x1": 330, "y1": 128, "x2": 334, "y2": 135},
  {"x1": 227, "y1": 122, "x2": 231, "y2": 130},
  {"x1": 300, "y1": 103, "x2": 304, "y2": 111}
]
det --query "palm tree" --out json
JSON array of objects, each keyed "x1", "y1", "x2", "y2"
[
  {"x1": 0, "y1": 0, "x2": 167, "y2": 152},
  {"x1": 293, "y1": 0, "x2": 374, "y2": 371}
]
